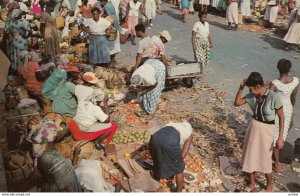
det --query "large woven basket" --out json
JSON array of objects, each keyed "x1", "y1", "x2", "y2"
[
  {"x1": 4, "y1": 151, "x2": 33, "y2": 184},
  {"x1": 107, "y1": 27, "x2": 117, "y2": 41}
]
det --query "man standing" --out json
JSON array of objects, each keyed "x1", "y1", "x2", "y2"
[{"x1": 134, "y1": 24, "x2": 151, "y2": 69}]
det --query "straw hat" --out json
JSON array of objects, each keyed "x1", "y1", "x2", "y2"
[
  {"x1": 83, "y1": 72, "x2": 99, "y2": 84},
  {"x1": 158, "y1": 30, "x2": 171, "y2": 41}
]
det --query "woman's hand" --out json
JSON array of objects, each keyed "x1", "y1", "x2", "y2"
[
  {"x1": 276, "y1": 138, "x2": 284, "y2": 149},
  {"x1": 239, "y1": 79, "x2": 246, "y2": 90}
]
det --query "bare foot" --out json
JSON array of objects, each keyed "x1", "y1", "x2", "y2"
[
  {"x1": 265, "y1": 186, "x2": 273, "y2": 192},
  {"x1": 146, "y1": 113, "x2": 155, "y2": 120}
]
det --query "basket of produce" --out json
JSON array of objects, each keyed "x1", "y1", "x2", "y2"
[
  {"x1": 75, "y1": 43, "x2": 88, "y2": 55},
  {"x1": 4, "y1": 151, "x2": 34, "y2": 184},
  {"x1": 111, "y1": 130, "x2": 149, "y2": 144}
]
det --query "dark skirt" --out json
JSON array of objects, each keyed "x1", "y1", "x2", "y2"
[
  {"x1": 89, "y1": 35, "x2": 111, "y2": 64},
  {"x1": 149, "y1": 126, "x2": 185, "y2": 180}
]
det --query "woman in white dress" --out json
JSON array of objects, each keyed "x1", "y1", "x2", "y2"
[
  {"x1": 283, "y1": 8, "x2": 300, "y2": 50},
  {"x1": 264, "y1": 0, "x2": 280, "y2": 28},
  {"x1": 240, "y1": 0, "x2": 252, "y2": 19},
  {"x1": 270, "y1": 59, "x2": 299, "y2": 172},
  {"x1": 192, "y1": 11, "x2": 212, "y2": 73},
  {"x1": 199, "y1": 0, "x2": 210, "y2": 12},
  {"x1": 226, "y1": 0, "x2": 239, "y2": 30},
  {"x1": 142, "y1": 0, "x2": 156, "y2": 28}
]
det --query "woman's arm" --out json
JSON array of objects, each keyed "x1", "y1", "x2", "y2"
[
  {"x1": 140, "y1": 81, "x2": 158, "y2": 95},
  {"x1": 291, "y1": 85, "x2": 298, "y2": 106},
  {"x1": 234, "y1": 79, "x2": 247, "y2": 106},
  {"x1": 275, "y1": 107, "x2": 284, "y2": 149},
  {"x1": 135, "y1": 53, "x2": 143, "y2": 69},
  {"x1": 208, "y1": 34, "x2": 212, "y2": 48},
  {"x1": 105, "y1": 25, "x2": 112, "y2": 37},
  {"x1": 139, "y1": 6, "x2": 148, "y2": 19},
  {"x1": 181, "y1": 134, "x2": 193, "y2": 158},
  {"x1": 101, "y1": 96, "x2": 111, "y2": 123}
]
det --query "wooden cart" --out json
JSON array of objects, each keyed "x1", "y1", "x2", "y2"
[{"x1": 165, "y1": 61, "x2": 203, "y2": 88}]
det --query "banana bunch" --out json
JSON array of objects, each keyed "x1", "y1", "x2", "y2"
[{"x1": 69, "y1": 56, "x2": 81, "y2": 63}]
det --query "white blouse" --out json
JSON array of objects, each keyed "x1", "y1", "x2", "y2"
[
  {"x1": 128, "y1": 1, "x2": 141, "y2": 17},
  {"x1": 83, "y1": 18, "x2": 111, "y2": 35},
  {"x1": 192, "y1": 21, "x2": 210, "y2": 39}
]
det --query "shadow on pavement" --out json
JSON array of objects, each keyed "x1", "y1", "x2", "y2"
[
  {"x1": 259, "y1": 34, "x2": 286, "y2": 50},
  {"x1": 170, "y1": 54, "x2": 188, "y2": 61},
  {"x1": 208, "y1": 21, "x2": 228, "y2": 30},
  {"x1": 279, "y1": 141, "x2": 294, "y2": 164},
  {"x1": 286, "y1": 182, "x2": 300, "y2": 192},
  {"x1": 162, "y1": 10, "x2": 182, "y2": 21}
]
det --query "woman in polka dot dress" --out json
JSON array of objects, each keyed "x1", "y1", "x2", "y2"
[{"x1": 270, "y1": 59, "x2": 299, "y2": 173}]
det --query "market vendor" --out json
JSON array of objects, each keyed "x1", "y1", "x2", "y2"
[
  {"x1": 69, "y1": 89, "x2": 118, "y2": 150},
  {"x1": 234, "y1": 72, "x2": 284, "y2": 192},
  {"x1": 18, "y1": 50, "x2": 52, "y2": 112},
  {"x1": 149, "y1": 121, "x2": 193, "y2": 192},
  {"x1": 134, "y1": 24, "x2": 151, "y2": 69},
  {"x1": 130, "y1": 59, "x2": 165, "y2": 120},
  {"x1": 83, "y1": 7, "x2": 112, "y2": 66},
  {"x1": 48, "y1": 65, "x2": 80, "y2": 120},
  {"x1": 135, "y1": 29, "x2": 171, "y2": 69}
]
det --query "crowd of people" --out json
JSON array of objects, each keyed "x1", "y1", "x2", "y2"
[{"x1": 0, "y1": 0, "x2": 299, "y2": 193}]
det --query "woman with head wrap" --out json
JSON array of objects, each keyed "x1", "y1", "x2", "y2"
[
  {"x1": 130, "y1": 59, "x2": 165, "y2": 120},
  {"x1": 18, "y1": 50, "x2": 42, "y2": 95},
  {"x1": 69, "y1": 89, "x2": 118, "y2": 150},
  {"x1": 40, "y1": 2, "x2": 59, "y2": 61},
  {"x1": 38, "y1": 150, "x2": 82, "y2": 192},
  {"x1": 41, "y1": 56, "x2": 69, "y2": 101},
  {"x1": 149, "y1": 121, "x2": 193, "y2": 192},
  {"x1": 18, "y1": 50, "x2": 52, "y2": 112},
  {"x1": 6, "y1": 8, "x2": 31, "y2": 70}
]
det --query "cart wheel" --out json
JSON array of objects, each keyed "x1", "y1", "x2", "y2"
[{"x1": 182, "y1": 78, "x2": 196, "y2": 88}]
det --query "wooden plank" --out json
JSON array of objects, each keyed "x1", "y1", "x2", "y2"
[
  {"x1": 166, "y1": 63, "x2": 201, "y2": 77},
  {"x1": 166, "y1": 74, "x2": 203, "y2": 79}
]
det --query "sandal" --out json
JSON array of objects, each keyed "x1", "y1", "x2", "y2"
[{"x1": 95, "y1": 142, "x2": 105, "y2": 151}]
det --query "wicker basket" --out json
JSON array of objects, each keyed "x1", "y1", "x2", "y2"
[
  {"x1": 4, "y1": 151, "x2": 33, "y2": 184},
  {"x1": 17, "y1": 102, "x2": 40, "y2": 115},
  {"x1": 107, "y1": 27, "x2": 117, "y2": 41}
]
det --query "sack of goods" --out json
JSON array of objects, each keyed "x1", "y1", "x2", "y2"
[{"x1": 56, "y1": 16, "x2": 65, "y2": 30}]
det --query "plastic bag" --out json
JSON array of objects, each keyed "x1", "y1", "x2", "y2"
[{"x1": 209, "y1": 48, "x2": 215, "y2": 60}]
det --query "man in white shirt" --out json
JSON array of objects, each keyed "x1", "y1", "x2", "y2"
[{"x1": 134, "y1": 23, "x2": 151, "y2": 69}]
